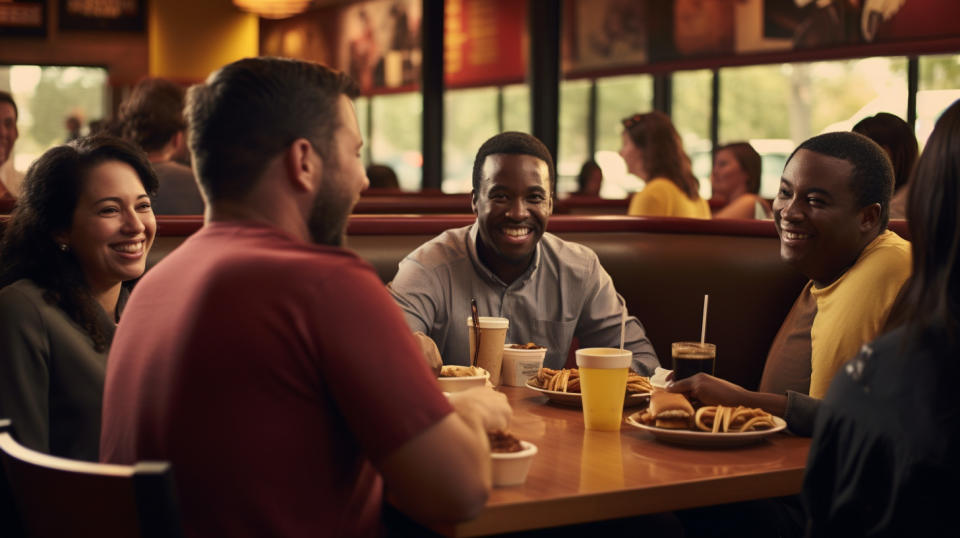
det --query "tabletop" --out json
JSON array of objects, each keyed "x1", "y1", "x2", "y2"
[{"x1": 436, "y1": 386, "x2": 811, "y2": 537}]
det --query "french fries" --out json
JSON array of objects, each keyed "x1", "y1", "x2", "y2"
[
  {"x1": 533, "y1": 367, "x2": 652, "y2": 395},
  {"x1": 693, "y1": 405, "x2": 777, "y2": 433}
]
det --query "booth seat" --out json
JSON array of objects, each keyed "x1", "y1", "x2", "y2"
[{"x1": 1, "y1": 214, "x2": 910, "y2": 391}]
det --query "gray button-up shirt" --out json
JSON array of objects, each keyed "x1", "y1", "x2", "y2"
[{"x1": 388, "y1": 224, "x2": 659, "y2": 373}]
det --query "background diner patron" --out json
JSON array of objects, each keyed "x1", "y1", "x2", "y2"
[
  {"x1": 711, "y1": 141, "x2": 772, "y2": 219},
  {"x1": 620, "y1": 112, "x2": 710, "y2": 219}
]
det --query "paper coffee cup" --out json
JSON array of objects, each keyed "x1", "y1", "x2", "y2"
[
  {"x1": 501, "y1": 345, "x2": 547, "y2": 386},
  {"x1": 575, "y1": 348, "x2": 631, "y2": 431},
  {"x1": 465, "y1": 316, "x2": 509, "y2": 385}
]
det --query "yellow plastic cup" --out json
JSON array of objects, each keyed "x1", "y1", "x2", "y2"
[{"x1": 576, "y1": 348, "x2": 631, "y2": 431}]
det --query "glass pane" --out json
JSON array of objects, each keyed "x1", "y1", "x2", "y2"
[
  {"x1": 595, "y1": 74, "x2": 653, "y2": 198},
  {"x1": 370, "y1": 92, "x2": 422, "y2": 191},
  {"x1": 557, "y1": 80, "x2": 591, "y2": 196},
  {"x1": 444, "y1": 87, "x2": 498, "y2": 193},
  {"x1": 672, "y1": 69, "x2": 713, "y2": 199},
  {"x1": 719, "y1": 57, "x2": 907, "y2": 198},
  {"x1": 502, "y1": 84, "x2": 530, "y2": 133},
  {"x1": 917, "y1": 54, "x2": 960, "y2": 148},
  {"x1": 354, "y1": 96, "x2": 370, "y2": 166},
  {"x1": 0, "y1": 65, "x2": 108, "y2": 173}
]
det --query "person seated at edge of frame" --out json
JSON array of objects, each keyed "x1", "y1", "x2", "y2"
[
  {"x1": 803, "y1": 98, "x2": 960, "y2": 538},
  {"x1": 99, "y1": 57, "x2": 511, "y2": 537},
  {"x1": 119, "y1": 77, "x2": 205, "y2": 214},
  {"x1": 0, "y1": 91, "x2": 23, "y2": 205},
  {"x1": 0, "y1": 135, "x2": 157, "y2": 461},
  {"x1": 620, "y1": 111, "x2": 710, "y2": 219},
  {"x1": 711, "y1": 141, "x2": 773, "y2": 219},
  {"x1": 668, "y1": 131, "x2": 911, "y2": 436},
  {"x1": 388, "y1": 131, "x2": 659, "y2": 374},
  {"x1": 852, "y1": 111, "x2": 918, "y2": 220}
]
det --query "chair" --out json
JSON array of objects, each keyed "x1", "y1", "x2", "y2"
[{"x1": 0, "y1": 419, "x2": 184, "y2": 538}]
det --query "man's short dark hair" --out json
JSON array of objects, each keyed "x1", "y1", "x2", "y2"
[
  {"x1": 185, "y1": 57, "x2": 359, "y2": 202},
  {"x1": 788, "y1": 131, "x2": 894, "y2": 231},
  {"x1": 0, "y1": 91, "x2": 17, "y2": 120},
  {"x1": 472, "y1": 132, "x2": 556, "y2": 197},
  {"x1": 119, "y1": 78, "x2": 187, "y2": 153}
]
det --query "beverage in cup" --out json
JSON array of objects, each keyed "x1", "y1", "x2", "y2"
[
  {"x1": 465, "y1": 316, "x2": 509, "y2": 385},
  {"x1": 501, "y1": 344, "x2": 547, "y2": 386},
  {"x1": 576, "y1": 348, "x2": 631, "y2": 431},
  {"x1": 671, "y1": 342, "x2": 716, "y2": 381}
]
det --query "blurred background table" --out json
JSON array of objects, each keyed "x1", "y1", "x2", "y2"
[{"x1": 436, "y1": 386, "x2": 810, "y2": 537}]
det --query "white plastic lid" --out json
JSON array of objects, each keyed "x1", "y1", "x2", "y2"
[
  {"x1": 464, "y1": 316, "x2": 509, "y2": 329},
  {"x1": 575, "y1": 347, "x2": 631, "y2": 368}
]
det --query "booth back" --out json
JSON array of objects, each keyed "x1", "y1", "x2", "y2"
[{"x1": 0, "y1": 214, "x2": 910, "y2": 391}]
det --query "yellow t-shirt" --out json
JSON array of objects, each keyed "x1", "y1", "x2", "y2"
[
  {"x1": 627, "y1": 178, "x2": 711, "y2": 219},
  {"x1": 807, "y1": 230, "x2": 911, "y2": 398}
]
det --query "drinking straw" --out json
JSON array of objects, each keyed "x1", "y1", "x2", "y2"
[
  {"x1": 700, "y1": 294, "x2": 709, "y2": 345},
  {"x1": 619, "y1": 294, "x2": 627, "y2": 350}
]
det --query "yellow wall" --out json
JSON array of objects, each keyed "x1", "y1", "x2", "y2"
[{"x1": 150, "y1": 0, "x2": 259, "y2": 81}]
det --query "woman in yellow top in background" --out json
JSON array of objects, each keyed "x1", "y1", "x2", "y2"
[{"x1": 620, "y1": 112, "x2": 710, "y2": 219}]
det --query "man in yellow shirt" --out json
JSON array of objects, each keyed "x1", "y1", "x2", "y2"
[{"x1": 668, "y1": 131, "x2": 910, "y2": 435}]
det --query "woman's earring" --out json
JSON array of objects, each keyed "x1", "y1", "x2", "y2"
[{"x1": 58, "y1": 243, "x2": 69, "y2": 252}]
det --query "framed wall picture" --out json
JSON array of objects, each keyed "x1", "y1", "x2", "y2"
[
  {"x1": 58, "y1": 0, "x2": 146, "y2": 32},
  {"x1": 0, "y1": 0, "x2": 46, "y2": 37}
]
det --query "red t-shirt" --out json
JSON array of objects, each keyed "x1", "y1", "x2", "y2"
[{"x1": 100, "y1": 222, "x2": 452, "y2": 537}]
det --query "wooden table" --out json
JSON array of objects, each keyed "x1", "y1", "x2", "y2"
[{"x1": 438, "y1": 387, "x2": 810, "y2": 537}]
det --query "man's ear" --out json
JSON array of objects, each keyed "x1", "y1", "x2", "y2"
[
  {"x1": 285, "y1": 138, "x2": 319, "y2": 193},
  {"x1": 470, "y1": 189, "x2": 478, "y2": 215},
  {"x1": 859, "y1": 202, "x2": 882, "y2": 233}
]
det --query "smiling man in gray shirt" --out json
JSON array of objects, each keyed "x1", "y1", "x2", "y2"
[{"x1": 388, "y1": 132, "x2": 658, "y2": 373}]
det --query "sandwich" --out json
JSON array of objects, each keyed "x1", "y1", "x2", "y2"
[{"x1": 644, "y1": 390, "x2": 695, "y2": 429}]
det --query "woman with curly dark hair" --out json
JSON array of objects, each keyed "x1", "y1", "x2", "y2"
[
  {"x1": 620, "y1": 111, "x2": 710, "y2": 219},
  {"x1": 0, "y1": 135, "x2": 157, "y2": 461}
]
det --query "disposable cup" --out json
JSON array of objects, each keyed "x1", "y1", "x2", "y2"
[
  {"x1": 671, "y1": 342, "x2": 716, "y2": 382},
  {"x1": 465, "y1": 316, "x2": 509, "y2": 385},
  {"x1": 501, "y1": 345, "x2": 547, "y2": 386},
  {"x1": 576, "y1": 348, "x2": 631, "y2": 431}
]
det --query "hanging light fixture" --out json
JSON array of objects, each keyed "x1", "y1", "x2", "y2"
[{"x1": 233, "y1": 0, "x2": 313, "y2": 20}]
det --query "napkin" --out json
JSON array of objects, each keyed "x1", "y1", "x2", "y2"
[{"x1": 650, "y1": 367, "x2": 672, "y2": 390}]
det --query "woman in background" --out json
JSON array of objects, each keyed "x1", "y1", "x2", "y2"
[
  {"x1": 620, "y1": 112, "x2": 709, "y2": 219},
  {"x1": 852, "y1": 112, "x2": 918, "y2": 219},
  {"x1": 804, "y1": 99, "x2": 960, "y2": 536},
  {"x1": 711, "y1": 142, "x2": 772, "y2": 219},
  {"x1": 0, "y1": 136, "x2": 157, "y2": 461}
]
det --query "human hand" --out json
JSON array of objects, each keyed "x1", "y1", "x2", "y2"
[
  {"x1": 666, "y1": 373, "x2": 750, "y2": 407},
  {"x1": 447, "y1": 386, "x2": 512, "y2": 433},
  {"x1": 413, "y1": 331, "x2": 443, "y2": 377}
]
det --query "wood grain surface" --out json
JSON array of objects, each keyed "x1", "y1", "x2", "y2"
[{"x1": 436, "y1": 386, "x2": 810, "y2": 537}]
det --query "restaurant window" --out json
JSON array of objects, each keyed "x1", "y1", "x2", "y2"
[
  {"x1": 595, "y1": 74, "x2": 653, "y2": 198},
  {"x1": 557, "y1": 79, "x2": 591, "y2": 196},
  {"x1": 0, "y1": 65, "x2": 108, "y2": 172},
  {"x1": 370, "y1": 92, "x2": 422, "y2": 191},
  {"x1": 355, "y1": 96, "x2": 370, "y2": 166},
  {"x1": 502, "y1": 83, "x2": 530, "y2": 133},
  {"x1": 917, "y1": 53, "x2": 960, "y2": 148},
  {"x1": 444, "y1": 87, "x2": 499, "y2": 193},
  {"x1": 719, "y1": 57, "x2": 907, "y2": 198},
  {"x1": 672, "y1": 69, "x2": 713, "y2": 199}
]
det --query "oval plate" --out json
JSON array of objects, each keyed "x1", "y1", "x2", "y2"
[
  {"x1": 624, "y1": 411, "x2": 787, "y2": 447},
  {"x1": 524, "y1": 379, "x2": 650, "y2": 408}
]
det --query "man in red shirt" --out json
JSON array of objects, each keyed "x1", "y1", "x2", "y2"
[{"x1": 100, "y1": 57, "x2": 510, "y2": 537}]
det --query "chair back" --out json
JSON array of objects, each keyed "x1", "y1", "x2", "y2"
[{"x1": 0, "y1": 419, "x2": 184, "y2": 538}]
